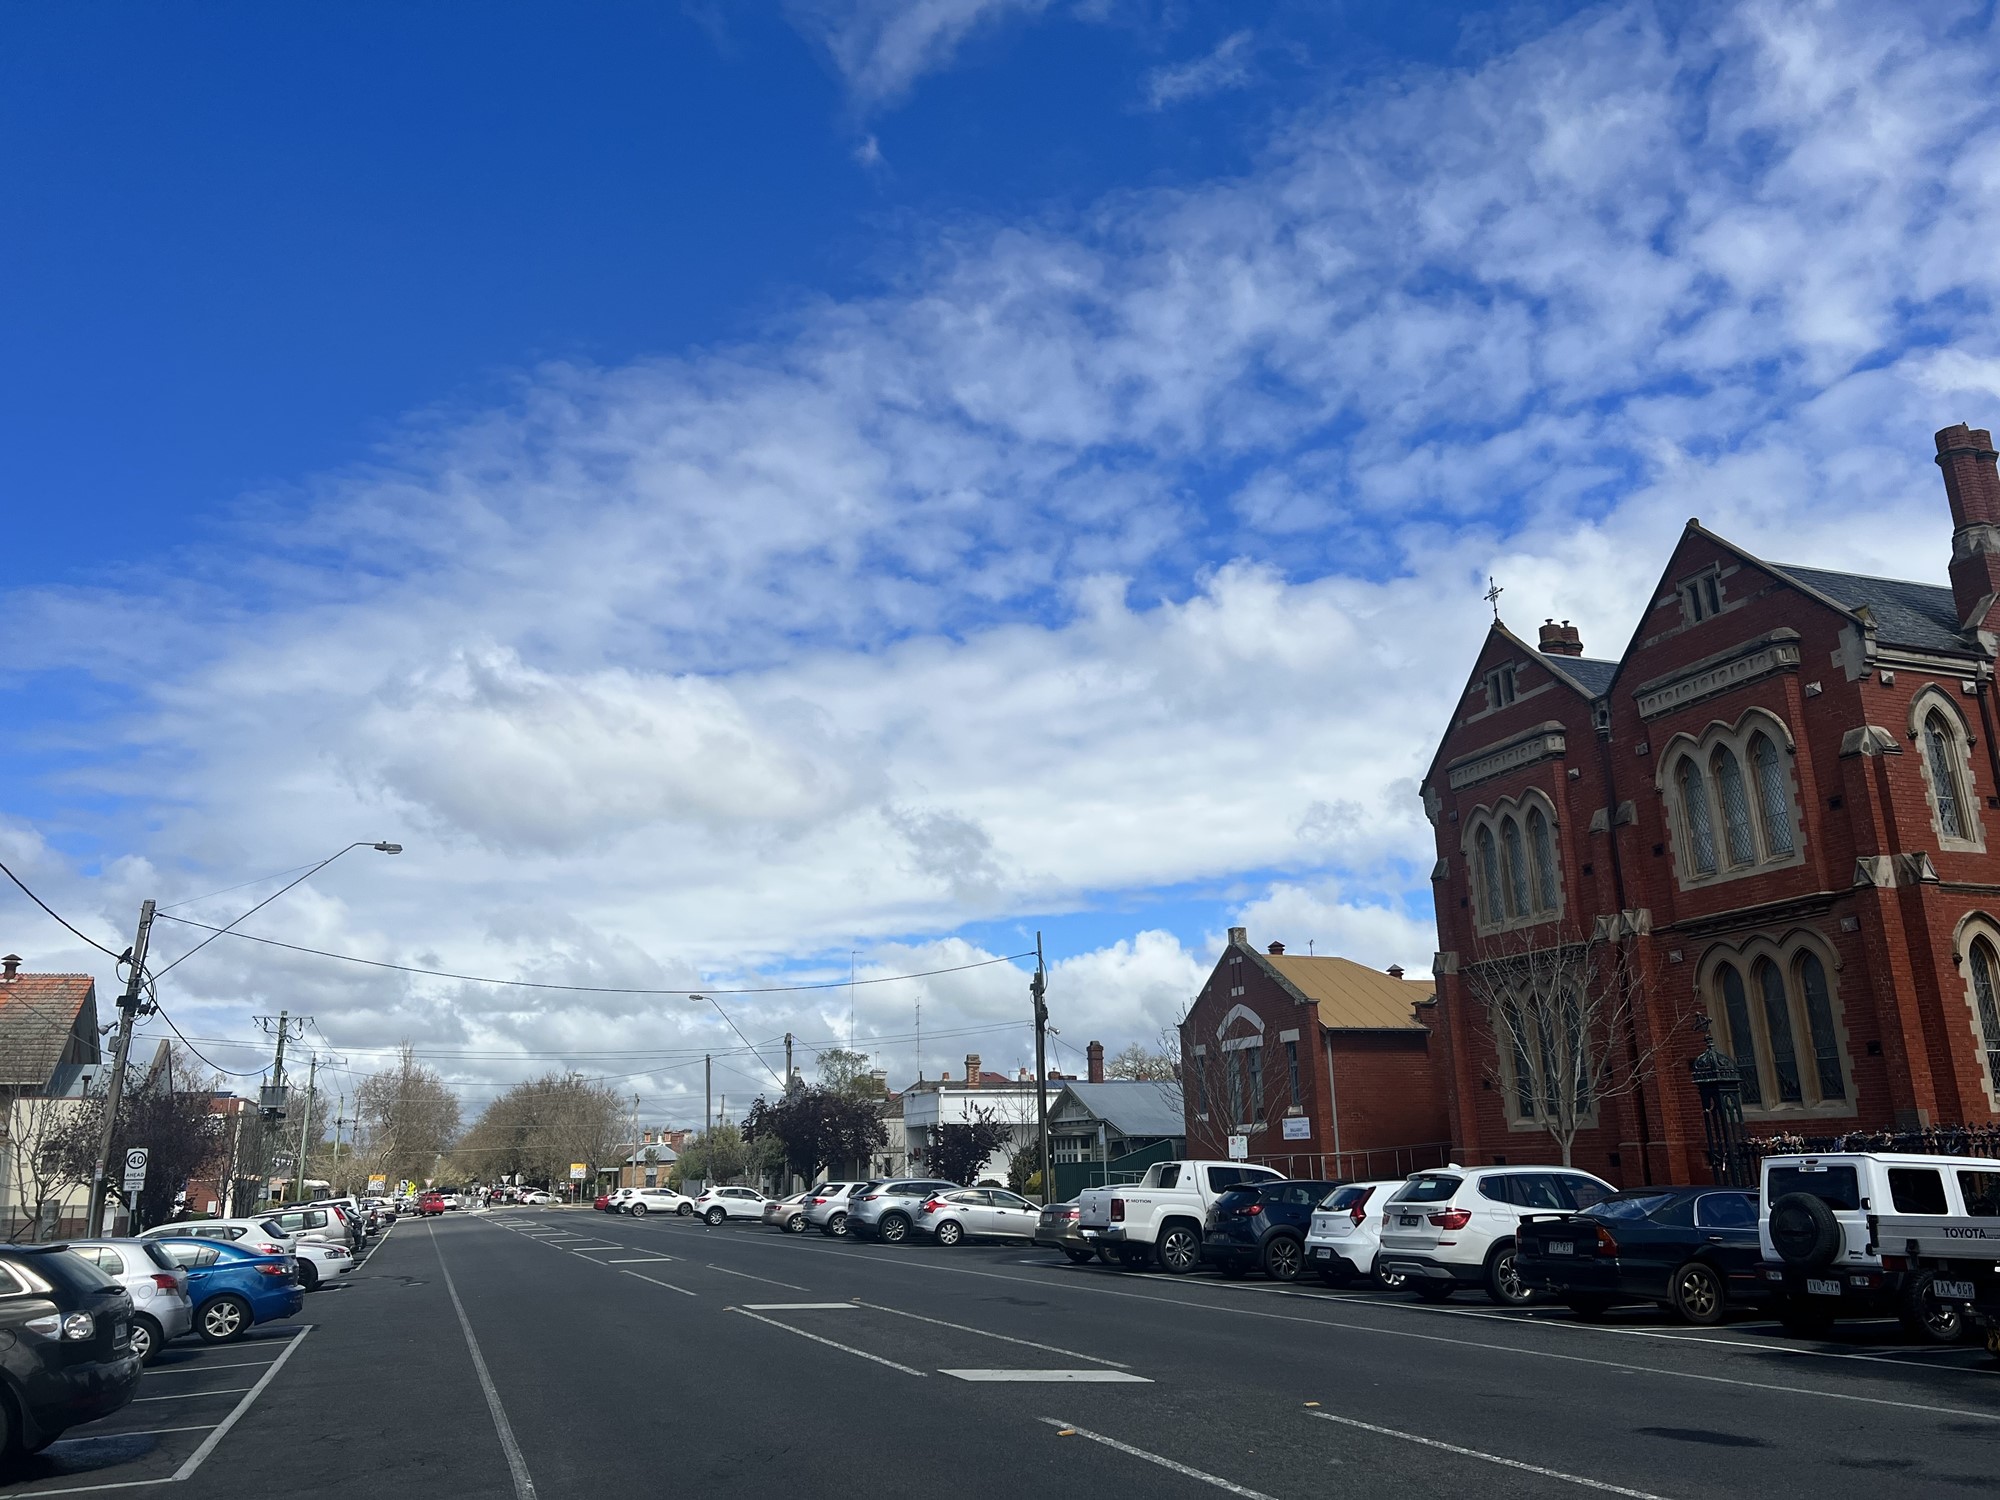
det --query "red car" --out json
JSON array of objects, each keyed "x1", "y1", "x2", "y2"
[
  {"x1": 592, "y1": 1193, "x2": 611, "y2": 1211},
  {"x1": 416, "y1": 1191, "x2": 446, "y2": 1216}
]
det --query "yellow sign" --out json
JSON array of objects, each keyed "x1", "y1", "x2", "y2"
[
  {"x1": 568, "y1": 1163, "x2": 587, "y2": 1180},
  {"x1": 367, "y1": 1175, "x2": 387, "y2": 1195}
]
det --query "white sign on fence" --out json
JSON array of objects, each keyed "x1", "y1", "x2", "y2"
[
  {"x1": 122, "y1": 1147, "x2": 150, "y2": 1194},
  {"x1": 1226, "y1": 1134, "x2": 1249, "y2": 1160}
]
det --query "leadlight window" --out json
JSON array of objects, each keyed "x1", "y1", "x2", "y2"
[
  {"x1": 1528, "y1": 807, "x2": 1558, "y2": 910},
  {"x1": 1501, "y1": 817, "x2": 1529, "y2": 918},
  {"x1": 1477, "y1": 827, "x2": 1503, "y2": 924},
  {"x1": 1751, "y1": 734, "x2": 1793, "y2": 854},
  {"x1": 1754, "y1": 959, "x2": 1804, "y2": 1104},
  {"x1": 1713, "y1": 747, "x2": 1756, "y2": 866},
  {"x1": 1677, "y1": 757, "x2": 1718, "y2": 875},
  {"x1": 1926, "y1": 710, "x2": 1967, "y2": 840},
  {"x1": 1716, "y1": 963, "x2": 1762, "y2": 1106},
  {"x1": 1796, "y1": 952, "x2": 1845, "y2": 1102},
  {"x1": 1971, "y1": 940, "x2": 2000, "y2": 1096}
]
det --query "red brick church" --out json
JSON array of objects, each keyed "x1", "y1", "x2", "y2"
[{"x1": 1423, "y1": 423, "x2": 2000, "y2": 1187}]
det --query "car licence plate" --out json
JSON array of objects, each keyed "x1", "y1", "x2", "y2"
[
  {"x1": 1806, "y1": 1278, "x2": 1841, "y2": 1297},
  {"x1": 1934, "y1": 1280, "x2": 1977, "y2": 1301},
  {"x1": 1314, "y1": 1246, "x2": 1330, "y2": 1259},
  {"x1": 1548, "y1": 1241, "x2": 1574, "y2": 1256},
  {"x1": 1400, "y1": 1215, "x2": 1421, "y2": 1227}
]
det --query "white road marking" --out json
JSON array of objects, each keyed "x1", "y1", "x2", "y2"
[
  {"x1": 729, "y1": 1307, "x2": 925, "y2": 1376},
  {"x1": 741, "y1": 1302, "x2": 856, "y2": 1310},
  {"x1": 52, "y1": 1424, "x2": 219, "y2": 1442},
  {"x1": 141, "y1": 1360, "x2": 280, "y2": 1374},
  {"x1": 944, "y1": 1369, "x2": 1150, "y2": 1383},
  {"x1": 1307, "y1": 1410, "x2": 1672, "y2": 1498},
  {"x1": 606, "y1": 1257, "x2": 678, "y2": 1265},
  {"x1": 704, "y1": 1263, "x2": 808, "y2": 1290},
  {"x1": 1038, "y1": 1417, "x2": 1276, "y2": 1498},
  {"x1": 620, "y1": 1270, "x2": 698, "y2": 1297},
  {"x1": 430, "y1": 1228, "x2": 539, "y2": 1500},
  {"x1": 165, "y1": 1325, "x2": 314, "y2": 1483},
  {"x1": 133, "y1": 1389, "x2": 253, "y2": 1403},
  {"x1": 852, "y1": 1300, "x2": 1132, "y2": 1368}
]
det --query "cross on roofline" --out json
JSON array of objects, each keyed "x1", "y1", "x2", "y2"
[{"x1": 1484, "y1": 576, "x2": 1504, "y2": 621}]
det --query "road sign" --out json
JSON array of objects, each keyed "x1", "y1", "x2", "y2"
[
  {"x1": 122, "y1": 1147, "x2": 150, "y2": 1194},
  {"x1": 1226, "y1": 1134, "x2": 1248, "y2": 1160},
  {"x1": 568, "y1": 1163, "x2": 587, "y2": 1181},
  {"x1": 367, "y1": 1175, "x2": 387, "y2": 1195}
]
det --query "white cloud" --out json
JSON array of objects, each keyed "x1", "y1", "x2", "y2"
[
  {"x1": 786, "y1": 0, "x2": 1055, "y2": 106},
  {"x1": 1141, "y1": 29, "x2": 1255, "y2": 110},
  {"x1": 10, "y1": 0, "x2": 2000, "y2": 1122}
]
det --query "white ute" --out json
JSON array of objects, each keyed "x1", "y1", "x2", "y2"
[{"x1": 1077, "y1": 1160, "x2": 1283, "y2": 1274}]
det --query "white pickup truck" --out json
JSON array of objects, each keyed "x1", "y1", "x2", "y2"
[
  {"x1": 1077, "y1": 1160, "x2": 1284, "y2": 1274},
  {"x1": 1870, "y1": 1195, "x2": 2000, "y2": 1359}
]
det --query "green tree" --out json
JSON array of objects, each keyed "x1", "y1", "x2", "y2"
[
  {"x1": 912, "y1": 1107, "x2": 1015, "y2": 1186},
  {"x1": 743, "y1": 1086, "x2": 887, "y2": 1187},
  {"x1": 675, "y1": 1124, "x2": 748, "y2": 1186},
  {"x1": 815, "y1": 1049, "x2": 882, "y2": 1098}
]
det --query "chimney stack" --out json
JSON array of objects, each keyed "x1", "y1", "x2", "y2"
[
  {"x1": 1937, "y1": 423, "x2": 2000, "y2": 631},
  {"x1": 1267, "y1": 941, "x2": 1285, "y2": 955},
  {"x1": 1087, "y1": 1040, "x2": 1105, "y2": 1083},
  {"x1": 1387, "y1": 964, "x2": 1405, "y2": 979},
  {"x1": 1538, "y1": 619, "x2": 1584, "y2": 656},
  {"x1": 0, "y1": 955, "x2": 16, "y2": 982},
  {"x1": 965, "y1": 1053, "x2": 981, "y2": 1088},
  {"x1": 1227, "y1": 926, "x2": 1246, "y2": 947}
]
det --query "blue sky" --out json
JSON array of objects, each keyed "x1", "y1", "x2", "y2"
[{"x1": 5, "y1": 0, "x2": 2000, "y2": 1119}]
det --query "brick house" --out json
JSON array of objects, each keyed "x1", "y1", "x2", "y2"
[
  {"x1": 1422, "y1": 422, "x2": 2000, "y2": 1187},
  {"x1": 1178, "y1": 931, "x2": 1451, "y2": 1178}
]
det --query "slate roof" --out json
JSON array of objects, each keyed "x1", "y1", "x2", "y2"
[
  {"x1": 0, "y1": 974, "x2": 100, "y2": 1090},
  {"x1": 1541, "y1": 653, "x2": 1619, "y2": 696},
  {"x1": 1052, "y1": 1081, "x2": 1186, "y2": 1139},
  {"x1": 1771, "y1": 565, "x2": 1967, "y2": 655},
  {"x1": 1254, "y1": 953, "x2": 1435, "y2": 1031}
]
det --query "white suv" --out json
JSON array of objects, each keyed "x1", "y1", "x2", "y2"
[
  {"x1": 1759, "y1": 1150, "x2": 1994, "y2": 1342},
  {"x1": 1304, "y1": 1180, "x2": 1411, "y2": 1288},
  {"x1": 623, "y1": 1188, "x2": 693, "y2": 1217},
  {"x1": 1376, "y1": 1164, "x2": 1615, "y2": 1305},
  {"x1": 692, "y1": 1186, "x2": 768, "y2": 1224}
]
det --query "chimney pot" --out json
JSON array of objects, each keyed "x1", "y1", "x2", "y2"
[
  {"x1": 965, "y1": 1053, "x2": 980, "y2": 1088},
  {"x1": 0, "y1": 955, "x2": 16, "y2": 981},
  {"x1": 1387, "y1": 964, "x2": 1405, "y2": 979},
  {"x1": 1538, "y1": 620, "x2": 1584, "y2": 657},
  {"x1": 1086, "y1": 1040, "x2": 1105, "y2": 1083},
  {"x1": 1227, "y1": 926, "x2": 1247, "y2": 947},
  {"x1": 1937, "y1": 423, "x2": 2000, "y2": 629},
  {"x1": 1267, "y1": 941, "x2": 1285, "y2": 955}
]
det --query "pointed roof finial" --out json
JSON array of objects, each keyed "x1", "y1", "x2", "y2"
[{"x1": 1484, "y1": 576, "x2": 1504, "y2": 621}]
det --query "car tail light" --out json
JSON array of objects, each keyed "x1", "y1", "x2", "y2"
[
  {"x1": 1350, "y1": 1188, "x2": 1375, "y2": 1226},
  {"x1": 812, "y1": 1198, "x2": 827, "y2": 1206},
  {"x1": 151, "y1": 1274, "x2": 177, "y2": 1292},
  {"x1": 1244, "y1": 1203, "x2": 1263, "y2": 1215},
  {"x1": 1593, "y1": 1225, "x2": 1619, "y2": 1257},
  {"x1": 1062, "y1": 1208, "x2": 1078, "y2": 1221},
  {"x1": 1880, "y1": 1253, "x2": 1907, "y2": 1271},
  {"x1": 922, "y1": 1199, "x2": 945, "y2": 1213},
  {"x1": 255, "y1": 1263, "x2": 289, "y2": 1277},
  {"x1": 1110, "y1": 1199, "x2": 1125, "y2": 1221},
  {"x1": 1428, "y1": 1208, "x2": 1473, "y2": 1231}
]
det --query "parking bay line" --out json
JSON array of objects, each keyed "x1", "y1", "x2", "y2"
[
  {"x1": 133, "y1": 1389, "x2": 253, "y2": 1403},
  {"x1": 1038, "y1": 1417, "x2": 1273, "y2": 1499},
  {"x1": 704, "y1": 1263, "x2": 808, "y2": 1291},
  {"x1": 852, "y1": 1300, "x2": 1132, "y2": 1369},
  {"x1": 141, "y1": 1360, "x2": 280, "y2": 1375},
  {"x1": 1305, "y1": 1410, "x2": 1671, "y2": 1499},
  {"x1": 620, "y1": 1269, "x2": 698, "y2": 1297},
  {"x1": 945, "y1": 1370, "x2": 1150, "y2": 1383},
  {"x1": 728, "y1": 1307, "x2": 926, "y2": 1376},
  {"x1": 742, "y1": 1302, "x2": 856, "y2": 1311},
  {"x1": 605, "y1": 1256, "x2": 678, "y2": 1264}
]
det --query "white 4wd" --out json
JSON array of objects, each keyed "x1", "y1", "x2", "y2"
[
  {"x1": 1077, "y1": 1160, "x2": 1283, "y2": 1274},
  {"x1": 1376, "y1": 1164, "x2": 1614, "y2": 1305},
  {"x1": 1760, "y1": 1150, "x2": 1993, "y2": 1343}
]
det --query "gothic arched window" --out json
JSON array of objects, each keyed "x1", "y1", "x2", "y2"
[
  {"x1": 1476, "y1": 826, "x2": 1503, "y2": 925},
  {"x1": 1971, "y1": 939, "x2": 2000, "y2": 1098},
  {"x1": 1712, "y1": 746, "x2": 1756, "y2": 866},
  {"x1": 1527, "y1": 807, "x2": 1558, "y2": 912},
  {"x1": 1676, "y1": 757, "x2": 1718, "y2": 875},
  {"x1": 1754, "y1": 958, "x2": 1804, "y2": 1103},
  {"x1": 1926, "y1": 709, "x2": 1968, "y2": 841},
  {"x1": 1714, "y1": 962, "x2": 1762, "y2": 1106},
  {"x1": 1500, "y1": 816, "x2": 1529, "y2": 919},
  {"x1": 1751, "y1": 733, "x2": 1793, "y2": 855}
]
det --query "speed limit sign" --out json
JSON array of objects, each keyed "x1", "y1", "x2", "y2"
[{"x1": 122, "y1": 1148, "x2": 149, "y2": 1194}]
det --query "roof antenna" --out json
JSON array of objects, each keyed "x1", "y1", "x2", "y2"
[
  {"x1": 1308, "y1": 940, "x2": 1314, "y2": 955},
  {"x1": 1484, "y1": 576, "x2": 1504, "y2": 621}
]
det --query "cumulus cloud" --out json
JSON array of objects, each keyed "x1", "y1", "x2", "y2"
[{"x1": 8, "y1": 0, "x2": 2000, "y2": 1121}]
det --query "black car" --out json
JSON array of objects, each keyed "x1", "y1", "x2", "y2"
[
  {"x1": 1515, "y1": 1186, "x2": 1766, "y2": 1324},
  {"x1": 0, "y1": 1245, "x2": 142, "y2": 1459},
  {"x1": 1202, "y1": 1180, "x2": 1346, "y2": 1282}
]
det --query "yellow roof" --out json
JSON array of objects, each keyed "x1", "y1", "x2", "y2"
[{"x1": 1258, "y1": 953, "x2": 1434, "y2": 1031}]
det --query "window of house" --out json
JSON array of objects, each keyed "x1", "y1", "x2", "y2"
[
  {"x1": 1194, "y1": 1058, "x2": 1209, "y2": 1118},
  {"x1": 1245, "y1": 1045, "x2": 1264, "y2": 1119},
  {"x1": 1528, "y1": 807, "x2": 1558, "y2": 910},
  {"x1": 1796, "y1": 952, "x2": 1845, "y2": 1101},
  {"x1": 1969, "y1": 939, "x2": 2000, "y2": 1096},
  {"x1": 1712, "y1": 747, "x2": 1756, "y2": 866},
  {"x1": 1476, "y1": 826, "x2": 1503, "y2": 923},
  {"x1": 1751, "y1": 734, "x2": 1794, "y2": 854},
  {"x1": 1683, "y1": 572, "x2": 1723, "y2": 622},
  {"x1": 1668, "y1": 719, "x2": 1801, "y2": 885},
  {"x1": 1487, "y1": 665, "x2": 1518, "y2": 708},
  {"x1": 1469, "y1": 800, "x2": 1561, "y2": 932},
  {"x1": 1225, "y1": 1054, "x2": 1243, "y2": 1124},
  {"x1": 1925, "y1": 708, "x2": 1970, "y2": 841},
  {"x1": 1676, "y1": 757, "x2": 1719, "y2": 874},
  {"x1": 1501, "y1": 817, "x2": 1529, "y2": 917},
  {"x1": 1285, "y1": 1039, "x2": 1300, "y2": 1105}
]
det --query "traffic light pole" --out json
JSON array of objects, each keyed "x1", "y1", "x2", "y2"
[{"x1": 89, "y1": 900, "x2": 155, "y2": 1237}]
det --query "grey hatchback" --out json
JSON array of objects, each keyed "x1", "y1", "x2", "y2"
[{"x1": 847, "y1": 1180, "x2": 961, "y2": 1243}]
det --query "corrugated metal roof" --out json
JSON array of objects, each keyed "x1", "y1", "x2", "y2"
[
  {"x1": 0, "y1": 975, "x2": 100, "y2": 1089},
  {"x1": 1052, "y1": 1081, "x2": 1186, "y2": 1138},
  {"x1": 1257, "y1": 954, "x2": 1433, "y2": 1031}
]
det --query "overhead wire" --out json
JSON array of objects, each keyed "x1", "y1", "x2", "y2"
[{"x1": 0, "y1": 857, "x2": 122, "y2": 959}]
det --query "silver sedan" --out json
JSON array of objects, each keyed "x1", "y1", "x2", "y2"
[{"x1": 913, "y1": 1188, "x2": 1041, "y2": 1247}]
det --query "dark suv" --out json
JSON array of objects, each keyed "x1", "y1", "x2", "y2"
[
  {"x1": 1202, "y1": 1180, "x2": 1346, "y2": 1282},
  {"x1": 0, "y1": 1245, "x2": 142, "y2": 1457}
]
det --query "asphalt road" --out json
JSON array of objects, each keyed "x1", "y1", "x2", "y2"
[{"x1": 16, "y1": 1208, "x2": 1997, "y2": 1497}]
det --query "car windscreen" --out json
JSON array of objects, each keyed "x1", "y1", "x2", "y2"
[
  {"x1": 1584, "y1": 1193, "x2": 1677, "y2": 1221},
  {"x1": 1767, "y1": 1164, "x2": 1861, "y2": 1211},
  {"x1": 1390, "y1": 1175, "x2": 1461, "y2": 1204}
]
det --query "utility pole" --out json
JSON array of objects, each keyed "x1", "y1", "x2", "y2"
[
  {"x1": 784, "y1": 1033, "x2": 794, "y2": 1088},
  {"x1": 253, "y1": 1010, "x2": 308, "y2": 1210},
  {"x1": 1031, "y1": 931, "x2": 1050, "y2": 1205},
  {"x1": 704, "y1": 1055, "x2": 712, "y2": 1143},
  {"x1": 331, "y1": 1094, "x2": 346, "y2": 1194},
  {"x1": 89, "y1": 900, "x2": 156, "y2": 1236},
  {"x1": 293, "y1": 1052, "x2": 320, "y2": 1201}
]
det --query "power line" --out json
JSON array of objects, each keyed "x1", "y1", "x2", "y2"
[
  {"x1": 0, "y1": 857, "x2": 122, "y2": 958},
  {"x1": 147, "y1": 914, "x2": 1033, "y2": 995}
]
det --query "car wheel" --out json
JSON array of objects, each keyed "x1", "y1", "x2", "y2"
[
  {"x1": 631, "y1": 1203, "x2": 649, "y2": 1217},
  {"x1": 787, "y1": 1214, "x2": 805, "y2": 1234},
  {"x1": 1413, "y1": 1279, "x2": 1456, "y2": 1302},
  {"x1": 1263, "y1": 1235, "x2": 1305, "y2": 1283},
  {"x1": 879, "y1": 1212, "x2": 911, "y2": 1244},
  {"x1": 198, "y1": 1295, "x2": 251, "y2": 1344},
  {"x1": 1670, "y1": 1261, "x2": 1727, "y2": 1326},
  {"x1": 1063, "y1": 1248, "x2": 1094, "y2": 1265},
  {"x1": 705, "y1": 1207, "x2": 727, "y2": 1226},
  {"x1": 1777, "y1": 1296, "x2": 1836, "y2": 1338},
  {"x1": 1901, "y1": 1273, "x2": 1966, "y2": 1345},
  {"x1": 298, "y1": 1261, "x2": 319, "y2": 1292},
  {"x1": 828, "y1": 1212, "x2": 848, "y2": 1237},
  {"x1": 935, "y1": 1219, "x2": 963, "y2": 1247},
  {"x1": 1157, "y1": 1224, "x2": 1201, "y2": 1275},
  {"x1": 1484, "y1": 1244, "x2": 1536, "y2": 1307},
  {"x1": 1373, "y1": 1264, "x2": 1408, "y2": 1292},
  {"x1": 128, "y1": 1314, "x2": 162, "y2": 1366}
]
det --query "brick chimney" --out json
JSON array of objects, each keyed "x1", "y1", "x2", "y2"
[
  {"x1": 1538, "y1": 619, "x2": 1583, "y2": 656},
  {"x1": 1937, "y1": 423, "x2": 2000, "y2": 631},
  {"x1": 1087, "y1": 1040, "x2": 1105, "y2": 1083},
  {"x1": 1387, "y1": 964, "x2": 1405, "y2": 979},
  {"x1": 1227, "y1": 926, "x2": 1246, "y2": 947},
  {"x1": 0, "y1": 955, "x2": 16, "y2": 982},
  {"x1": 1267, "y1": 941, "x2": 1285, "y2": 955},
  {"x1": 965, "y1": 1053, "x2": 981, "y2": 1088}
]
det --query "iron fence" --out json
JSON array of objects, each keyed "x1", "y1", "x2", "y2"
[
  {"x1": 1743, "y1": 1124, "x2": 2000, "y2": 1168},
  {"x1": 1245, "y1": 1141, "x2": 1455, "y2": 1182}
]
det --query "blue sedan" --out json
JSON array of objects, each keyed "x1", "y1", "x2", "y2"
[{"x1": 147, "y1": 1237, "x2": 304, "y2": 1343}]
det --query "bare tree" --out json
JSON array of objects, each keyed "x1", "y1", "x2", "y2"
[
  {"x1": 1459, "y1": 921, "x2": 1680, "y2": 1167},
  {"x1": 354, "y1": 1044, "x2": 462, "y2": 1187},
  {"x1": 2, "y1": 1095, "x2": 92, "y2": 1241},
  {"x1": 1106, "y1": 1042, "x2": 1177, "y2": 1081}
]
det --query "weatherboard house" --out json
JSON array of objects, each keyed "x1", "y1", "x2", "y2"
[{"x1": 1423, "y1": 423, "x2": 2000, "y2": 1187}]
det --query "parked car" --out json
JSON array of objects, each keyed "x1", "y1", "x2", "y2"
[
  {"x1": 846, "y1": 1180, "x2": 961, "y2": 1243},
  {"x1": 139, "y1": 1218, "x2": 293, "y2": 1257},
  {"x1": 0, "y1": 1244, "x2": 142, "y2": 1455},
  {"x1": 1760, "y1": 1150, "x2": 1992, "y2": 1342},
  {"x1": 1202, "y1": 1179, "x2": 1346, "y2": 1282},
  {"x1": 762, "y1": 1192, "x2": 811, "y2": 1233},
  {"x1": 63, "y1": 1239, "x2": 192, "y2": 1365},
  {"x1": 601, "y1": 1188, "x2": 640, "y2": 1213},
  {"x1": 291, "y1": 1240, "x2": 355, "y2": 1290},
  {"x1": 914, "y1": 1188, "x2": 1041, "y2": 1245},
  {"x1": 1304, "y1": 1180, "x2": 1411, "y2": 1288},
  {"x1": 623, "y1": 1188, "x2": 694, "y2": 1218},
  {"x1": 155, "y1": 1218, "x2": 356, "y2": 1294},
  {"x1": 416, "y1": 1191, "x2": 445, "y2": 1216},
  {"x1": 256, "y1": 1206, "x2": 349, "y2": 1249},
  {"x1": 1035, "y1": 1200, "x2": 1097, "y2": 1264},
  {"x1": 519, "y1": 1190, "x2": 556, "y2": 1205},
  {"x1": 805, "y1": 1182, "x2": 868, "y2": 1237},
  {"x1": 1869, "y1": 1162, "x2": 2000, "y2": 1357},
  {"x1": 692, "y1": 1186, "x2": 769, "y2": 1225},
  {"x1": 1078, "y1": 1159, "x2": 1285, "y2": 1274},
  {"x1": 146, "y1": 1238, "x2": 303, "y2": 1344},
  {"x1": 1514, "y1": 1186, "x2": 1766, "y2": 1324},
  {"x1": 1376, "y1": 1164, "x2": 1616, "y2": 1305}
]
